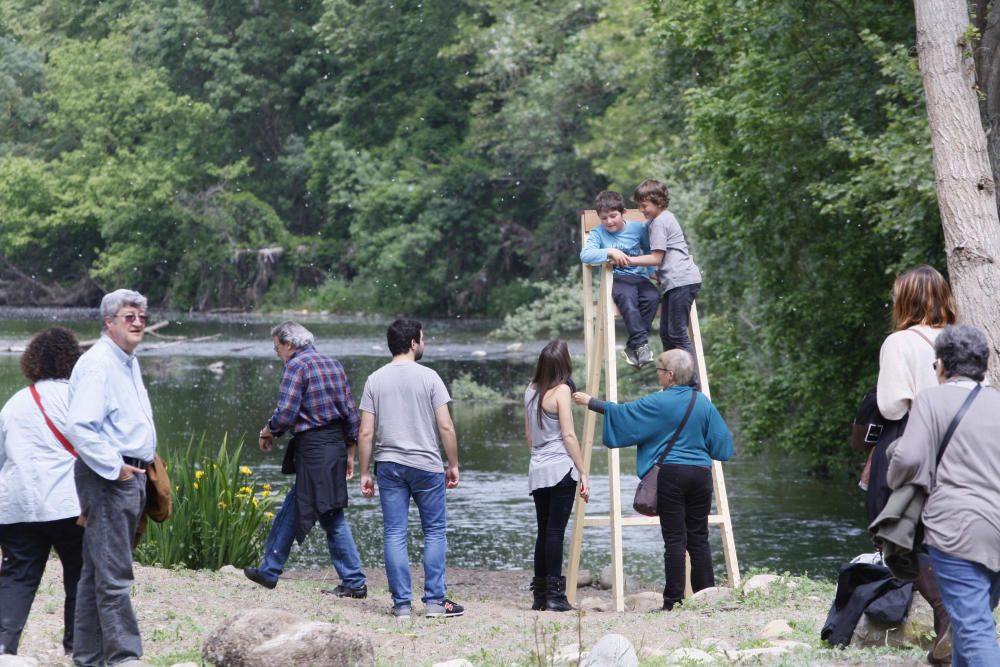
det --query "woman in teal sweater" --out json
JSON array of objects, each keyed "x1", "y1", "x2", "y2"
[{"x1": 574, "y1": 349, "x2": 733, "y2": 610}]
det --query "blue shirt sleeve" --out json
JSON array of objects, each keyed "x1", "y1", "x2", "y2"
[{"x1": 580, "y1": 227, "x2": 610, "y2": 264}]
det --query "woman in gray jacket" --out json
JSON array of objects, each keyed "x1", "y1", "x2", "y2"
[{"x1": 888, "y1": 324, "x2": 1000, "y2": 667}]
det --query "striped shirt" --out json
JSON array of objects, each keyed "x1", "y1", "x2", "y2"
[{"x1": 267, "y1": 344, "x2": 359, "y2": 442}]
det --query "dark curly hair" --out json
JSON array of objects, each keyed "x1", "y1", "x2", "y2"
[{"x1": 20, "y1": 327, "x2": 82, "y2": 383}]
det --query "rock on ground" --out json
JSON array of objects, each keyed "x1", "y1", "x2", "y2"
[
  {"x1": 201, "y1": 608, "x2": 374, "y2": 667},
  {"x1": 0, "y1": 656, "x2": 39, "y2": 667},
  {"x1": 741, "y1": 574, "x2": 781, "y2": 594},
  {"x1": 581, "y1": 633, "x2": 638, "y2": 667},
  {"x1": 851, "y1": 592, "x2": 934, "y2": 650},
  {"x1": 598, "y1": 566, "x2": 639, "y2": 592},
  {"x1": 577, "y1": 568, "x2": 593, "y2": 588},
  {"x1": 690, "y1": 586, "x2": 734, "y2": 603},
  {"x1": 758, "y1": 619, "x2": 794, "y2": 640},
  {"x1": 624, "y1": 592, "x2": 661, "y2": 613}
]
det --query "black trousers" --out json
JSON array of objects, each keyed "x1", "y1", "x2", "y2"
[
  {"x1": 611, "y1": 273, "x2": 659, "y2": 349},
  {"x1": 660, "y1": 283, "x2": 701, "y2": 388},
  {"x1": 657, "y1": 463, "x2": 714, "y2": 608},
  {"x1": 0, "y1": 517, "x2": 84, "y2": 654},
  {"x1": 531, "y1": 471, "x2": 577, "y2": 579}
]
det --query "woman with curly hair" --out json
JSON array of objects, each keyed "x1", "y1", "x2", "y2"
[{"x1": 0, "y1": 327, "x2": 83, "y2": 655}]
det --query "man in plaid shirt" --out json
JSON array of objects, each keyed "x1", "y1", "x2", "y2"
[{"x1": 244, "y1": 321, "x2": 368, "y2": 598}]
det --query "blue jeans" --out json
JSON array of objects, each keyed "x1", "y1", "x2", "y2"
[
  {"x1": 660, "y1": 283, "x2": 701, "y2": 387},
  {"x1": 377, "y1": 461, "x2": 447, "y2": 608},
  {"x1": 260, "y1": 483, "x2": 365, "y2": 589},
  {"x1": 929, "y1": 546, "x2": 1000, "y2": 667}
]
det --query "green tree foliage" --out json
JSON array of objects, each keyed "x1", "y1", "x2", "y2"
[{"x1": 0, "y1": 0, "x2": 947, "y2": 471}]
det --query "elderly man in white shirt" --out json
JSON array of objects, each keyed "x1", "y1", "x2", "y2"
[
  {"x1": 0, "y1": 328, "x2": 83, "y2": 656},
  {"x1": 66, "y1": 289, "x2": 157, "y2": 667}
]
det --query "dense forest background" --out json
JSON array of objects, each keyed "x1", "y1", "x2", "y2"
[{"x1": 0, "y1": 0, "x2": 946, "y2": 472}]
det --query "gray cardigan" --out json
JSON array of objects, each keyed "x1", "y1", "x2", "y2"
[{"x1": 887, "y1": 378, "x2": 1000, "y2": 571}]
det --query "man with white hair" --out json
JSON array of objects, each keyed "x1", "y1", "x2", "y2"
[
  {"x1": 244, "y1": 321, "x2": 367, "y2": 598},
  {"x1": 66, "y1": 289, "x2": 156, "y2": 667}
]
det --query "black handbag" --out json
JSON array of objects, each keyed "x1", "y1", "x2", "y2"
[{"x1": 633, "y1": 391, "x2": 699, "y2": 516}]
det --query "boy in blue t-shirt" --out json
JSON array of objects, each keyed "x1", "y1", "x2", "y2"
[{"x1": 580, "y1": 190, "x2": 659, "y2": 368}]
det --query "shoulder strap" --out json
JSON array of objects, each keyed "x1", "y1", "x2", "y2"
[
  {"x1": 29, "y1": 384, "x2": 78, "y2": 459},
  {"x1": 935, "y1": 383, "x2": 981, "y2": 467},
  {"x1": 655, "y1": 390, "x2": 699, "y2": 466},
  {"x1": 909, "y1": 327, "x2": 936, "y2": 349}
]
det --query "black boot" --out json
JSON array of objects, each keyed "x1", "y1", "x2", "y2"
[
  {"x1": 530, "y1": 577, "x2": 546, "y2": 611},
  {"x1": 545, "y1": 576, "x2": 572, "y2": 612}
]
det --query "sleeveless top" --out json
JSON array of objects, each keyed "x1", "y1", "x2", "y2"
[{"x1": 525, "y1": 384, "x2": 578, "y2": 493}]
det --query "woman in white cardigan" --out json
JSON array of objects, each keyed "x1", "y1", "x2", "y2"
[{"x1": 867, "y1": 264, "x2": 956, "y2": 665}]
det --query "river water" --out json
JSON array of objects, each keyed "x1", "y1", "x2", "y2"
[{"x1": 0, "y1": 309, "x2": 872, "y2": 582}]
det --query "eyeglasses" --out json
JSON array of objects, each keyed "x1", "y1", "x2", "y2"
[
  {"x1": 656, "y1": 367, "x2": 670, "y2": 373},
  {"x1": 116, "y1": 313, "x2": 148, "y2": 325}
]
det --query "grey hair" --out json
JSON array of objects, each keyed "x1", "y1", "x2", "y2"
[
  {"x1": 660, "y1": 349, "x2": 694, "y2": 386},
  {"x1": 936, "y1": 324, "x2": 989, "y2": 382},
  {"x1": 100, "y1": 289, "x2": 147, "y2": 320},
  {"x1": 270, "y1": 321, "x2": 314, "y2": 349}
]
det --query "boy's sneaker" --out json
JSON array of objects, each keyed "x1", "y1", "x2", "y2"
[
  {"x1": 425, "y1": 599, "x2": 465, "y2": 618},
  {"x1": 635, "y1": 344, "x2": 653, "y2": 367},
  {"x1": 390, "y1": 605, "x2": 411, "y2": 618},
  {"x1": 622, "y1": 346, "x2": 639, "y2": 367}
]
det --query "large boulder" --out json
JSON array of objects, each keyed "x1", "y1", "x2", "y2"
[
  {"x1": 581, "y1": 634, "x2": 638, "y2": 667},
  {"x1": 851, "y1": 593, "x2": 935, "y2": 650},
  {"x1": 202, "y1": 608, "x2": 374, "y2": 667}
]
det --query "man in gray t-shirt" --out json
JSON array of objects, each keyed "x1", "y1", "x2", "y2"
[{"x1": 358, "y1": 318, "x2": 464, "y2": 618}]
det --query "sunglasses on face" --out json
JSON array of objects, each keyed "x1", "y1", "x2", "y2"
[{"x1": 117, "y1": 313, "x2": 148, "y2": 325}]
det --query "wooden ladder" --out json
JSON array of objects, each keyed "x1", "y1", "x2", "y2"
[{"x1": 565, "y1": 209, "x2": 740, "y2": 612}]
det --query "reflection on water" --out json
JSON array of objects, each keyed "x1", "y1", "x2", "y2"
[{"x1": 0, "y1": 311, "x2": 872, "y2": 582}]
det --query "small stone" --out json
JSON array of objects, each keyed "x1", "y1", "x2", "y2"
[
  {"x1": 0, "y1": 656, "x2": 39, "y2": 667},
  {"x1": 666, "y1": 648, "x2": 714, "y2": 663},
  {"x1": 207, "y1": 361, "x2": 225, "y2": 374},
  {"x1": 741, "y1": 574, "x2": 780, "y2": 594},
  {"x1": 689, "y1": 586, "x2": 734, "y2": 603},
  {"x1": 578, "y1": 596, "x2": 609, "y2": 612},
  {"x1": 624, "y1": 592, "x2": 662, "y2": 613},
  {"x1": 758, "y1": 619, "x2": 794, "y2": 640},
  {"x1": 581, "y1": 633, "x2": 638, "y2": 667},
  {"x1": 218, "y1": 565, "x2": 240, "y2": 575},
  {"x1": 577, "y1": 569, "x2": 593, "y2": 588},
  {"x1": 432, "y1": 660, "x2": 473, "y2": 667},
  {"x1": 505, "y1": 342, "x2": 523, "y2": 352},
  {"x1": 471, "y1": 350, "x2": 487, "y2": 357},
  {"x1": 725, "y1": 646, "x2": 791, "y2": 661},
  {"x1": 598, "y1": 565, "x2": 638, "y2": 592},
  {"x1": 700, "y1": 637, "x2": 731, "y2": 651}
]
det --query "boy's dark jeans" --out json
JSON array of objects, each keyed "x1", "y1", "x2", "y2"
[
  {"x1": 660, "y1": 283, "x2": 701, "y2": 385},
  {"x1": 612, "y1": 273, "x2": 659, "y2": 349},
  {"x1": 657, "y1": 463, "x2": 715, "y2": 608}
]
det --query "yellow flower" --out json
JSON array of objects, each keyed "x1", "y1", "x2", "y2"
[
  {"x1": 260, "y1": 489, "x2": 270, "y2": 498},
  {"x1": 218, "y1": 501, "x2": 227, "y2": 509},
  {"x1": 239, "y1": 466, "x2": 252, "y2": 476},
  {"x1": 239, "y1": 485, "x2": 252, "y2": 495},
  {"x1": 194, "y1": 470, "x2": 205, "y2": 480},
  {"x1": 251, "y1": 497, "x2": 259, "y2": 507},
  {"x1": 265, "y1": 512, "x2": 275, "y2": 520},
  {"x1": 193, "y1": 482, "x2": 200, "y2": 490},
  {"x1": 262, "y1": 483, "x2": 272, "y2": 492}
]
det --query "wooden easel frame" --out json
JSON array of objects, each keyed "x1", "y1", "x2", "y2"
[{"x1": 566, "y1": 209, "x2": 740, "y2": 612}]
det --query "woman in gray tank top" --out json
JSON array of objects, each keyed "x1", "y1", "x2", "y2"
[{"x1": 525, "y1": 340, "x2": 588, "y2": 612}]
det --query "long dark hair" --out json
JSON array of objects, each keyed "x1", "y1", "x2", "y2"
[
  {"x1": 530, "y1": 340, "x2": 572, "y2": 428},
  {"x1": 891, "y1": 265, "x2": 957, "y2": 331}
]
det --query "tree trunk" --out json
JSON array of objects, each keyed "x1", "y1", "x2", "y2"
[
  {"x1": 969, "y1": 0, "x2": 1000, "y2": 206},
  {"x1": 915, "y1": 0, "x2": 1000, "y2": 383}
]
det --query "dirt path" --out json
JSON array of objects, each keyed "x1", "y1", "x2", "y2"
[{"x1": 16, "y1": 562, "x2": 928, "y2": 665}]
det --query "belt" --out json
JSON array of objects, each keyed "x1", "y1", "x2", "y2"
[{"x1": 122, "y1": 456, "x2": 150, "y2": 470}]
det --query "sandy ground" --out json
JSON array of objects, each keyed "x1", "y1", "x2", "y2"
[{"x1": 14, "y1": 561, "x2": 931, "y2": 666}]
